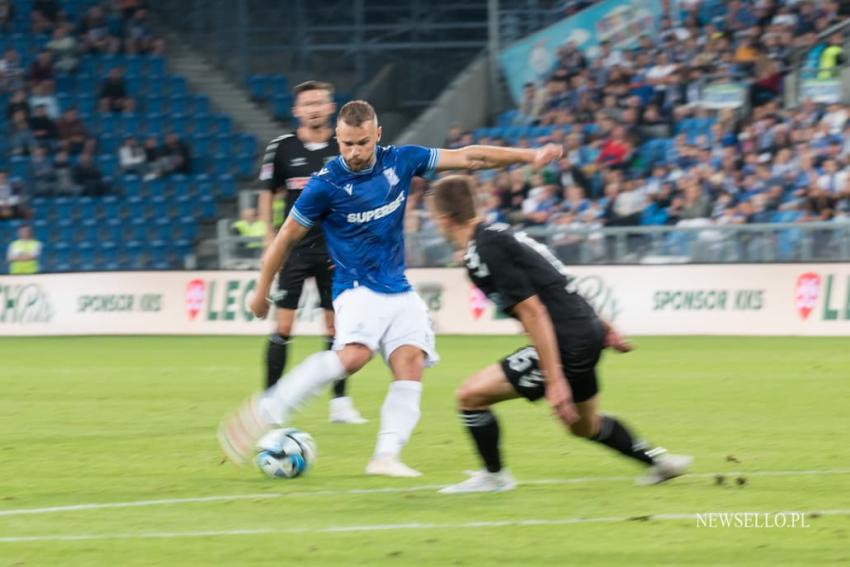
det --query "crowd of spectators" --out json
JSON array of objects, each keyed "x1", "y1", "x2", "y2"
[
  {"x1": 0, "y1": 1, "x2": 189, "y2": 219},
  {"x1": 425, "y1": 0, "x2": 850, "y2": 246}
]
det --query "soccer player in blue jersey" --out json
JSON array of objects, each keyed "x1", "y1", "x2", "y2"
[{"x1": 219, "y1": 100, "x2": 563, "y2": 476}]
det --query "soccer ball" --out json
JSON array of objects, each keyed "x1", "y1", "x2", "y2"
[{"x1": 255, "y1": 428, "x2": 317, "y2": 479}]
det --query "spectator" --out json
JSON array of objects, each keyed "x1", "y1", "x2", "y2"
[
  {"x1": 597, "y1": 126, "x2": 632, "y2": 168},
  {"x1": 28, "y1": 81, "x2": 60, "y2": 119},
  {"x1": 72, "y1": 153, "x2": 108, "y2": 196},
  {"x1": 28, "y1": 104, "x2": 58, "y2": 143},
  {"x1": 27, "y1": 52, "x2": 54, "y2": 87},
  {"x1": 8, "y1": 110, "x2": 35, "y2": 156},
  {"x1": 0, "y1": 171, "x2": 23, "y2": 220},
  {"x1": 125, "y1": 9, "x2": 154, "y2": 54},
  {"x1": 29, "y1": 145, "x2": 57, "y2": 196},
  {"x1": 97, "y1": 67, "x2": 134, "y2": 113},
  {"x1": 118, "y1": 136, "x2": 147, "y2": 175},
  {"x1": 32, "y1": 0, "x2": 61, "y2": 33},
  {"x1": 6, "y1": 225, "x2": 41, "y2": 274},
  {"x1": 159, "y1": 133, "x2": 192, "y2": 175},
  {"x1": 231, "y1": 208, "x2": 267, "y2": 258},
  {"x1": 817, "y1": 159, "x2": 848, "y2": 194},
  {"x1": 56, "y1": 107, "x2": 88, "y2": 153},
  {"x1": 6, "y1": 89, "x2": 30, "y2": 120},
  {"x1": 818, "y1": 33, "x2": 845, "y2": 79},
  {"x1": 0, "y1": 48, "x2": 24, "y2": 93},
  {"x1": 0, "y1": 1, "x2": 14, "y2": 32},
  {"x1": 671, "y1": 180, "x2": 712, "y2": 223},
  {"x1": 515, "y1": 82, "x2": 545, "y2": 126},
  {"x1": 77, "y1": 5, "x2": 110, "y2": 54},
  {"x1": 46, "y1": 23, "x2": 79, "y2": 73},
  {"x1": 53, "y1": 149, "x2": 75, "y2": 194}
]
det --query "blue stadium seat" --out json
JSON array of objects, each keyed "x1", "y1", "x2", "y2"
[
  {"x1": 145, "y1": 95, "x2": 164, "y2": 115},
  {"x1": 199, "y1": 194, "x2": 217, "y2": 220},
  {"x1": 56, "y1": 219, "x2": 75, "y2": 243},
  {"x1": 215, "y1": 133, "x2": 233, "y2": 155},
  {"x1": 98, "y1": 154, "x2": 118, "y2": 178},
  {"x1": 170, "y1": 174, "x2": 190, "y2": 196},
  {"x1": 215, "y1": 114, "x2": 232, "y2": 133},
  {"x1": 9, "y1": 156, "x2": 28, "y2": 181},
  {"x1": 191, "y1": 133, "x2": 210, "y2": 157},
  {"x1": 169, "y1": 95, "x2": 188, "y2": 115},
  {"x1": 124, "y1": 55, "x2": 143, "y2": 77},
  {"x1": 170, "y1": 113, "x2": 190, "y2": 136},
  {"x1": 234, "y1": 152, "x2": 254, "y2": 178},
  {"x1": 168, "y1": 76, "x2": 188, "y2": 97},
  {"x1": 174, "y1": 218, "x2": 198, "y2": 241},
  {"x1": 211, "y1": 153, "x2": 230, "y2": 177},
  {"x1": 217, "y1": 174, "x2": 237, "y2": 199},
  {"x1": 146, "y1": 178, "x2": 168, "y2": 199},
  {"x1": 148, "y1": 196, "x2": 169, "y2": 219},
  {"x1": 239, "y1": 134, "x2": 257, "y2": 156},
  {"x1": 123, "y1": 175, "x2": 143, "y2": 199},
  {"x1": 126, "y1": 196, "x2": 145, "y2": 220},
  {"x1": 146, "y1": 56, "x2": 166, "y2": 77},
  {"x1": 100, "y1": 219, "x2": 122, "y2": 242},
  {"x1": 192, "y1": 96, "x2": 210, "y2": 115},
  {"x1": 174, "y1": 195, "x2": 194, "y2": 218}
]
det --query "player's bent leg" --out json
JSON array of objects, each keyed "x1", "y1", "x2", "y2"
[
  {"x1": 265, "y1": 308, "x2": 296, "y2": 389},
  {"x1": 573, "y1": 395, "x2": 693, "y2": 485},
  {"x1": 440, "y1": 364, "x2": 520, "y2": 495},
  {"x1": 366, "y1": 345, "x2": 426, "y2": 478},
  {"x1": 219, "y1": 346, "x2": 362, "y2": 466}
]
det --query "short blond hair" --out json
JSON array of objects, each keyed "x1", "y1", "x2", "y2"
[{"x1": 338, "y1": 100, "x2": 377, "y2": 126}]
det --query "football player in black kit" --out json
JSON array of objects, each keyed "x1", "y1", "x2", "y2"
[
  {"x1": 426, "y1": 175, "x2": 691, "y2": 493},
  {"x1": 258, "y1": 81, "x2": 365, "y2": 424}
]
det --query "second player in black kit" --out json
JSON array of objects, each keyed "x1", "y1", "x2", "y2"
[
  {"x1": 257, "y1": 80, "x2": 365, "y2": 424},
  {"x1": 464, "y1": 222, "x2": 605, "y2": 404},
  {"x1": 427, "y1": 175, "x2": 691, "y2": 494},
  {"x1": 261, "y1": 131, "x2": 336, "y2": 316}
]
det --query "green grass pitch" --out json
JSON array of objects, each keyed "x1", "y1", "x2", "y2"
[{"x1": 1, "y1": 336, "x2": 848, "y2": 565}]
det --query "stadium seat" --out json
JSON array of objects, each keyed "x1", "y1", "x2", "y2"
[{"x1": 217, "y1": 174, "x2": 237, "y2": 199}]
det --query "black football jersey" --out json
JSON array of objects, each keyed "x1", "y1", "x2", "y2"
[
  {"x1": 259, "y1": 132, "x2": 339, "y2": 249},
  {"x1": 464, "y1": 222, "x2": 597, "y2": 336}
]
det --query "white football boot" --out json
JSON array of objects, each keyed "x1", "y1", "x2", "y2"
[
  {"x1": 329, "y1": 396, "x2": 368, "y2": 424},
  {"x1": 365, "y1": 455, "x2": 422, "y2": 477},
  {"x1": 439, "y1": 469, "x2": 517, "y2": 494},
  {"x1": 636, "y1": 453, "x2": 693, "y2": 486}
]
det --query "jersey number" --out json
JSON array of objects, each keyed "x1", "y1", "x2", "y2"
[{"x1": 507, "y1": 347, "x2": 545, "y2": 389}]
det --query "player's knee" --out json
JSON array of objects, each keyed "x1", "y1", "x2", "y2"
[
  {"x1": 276, "y1": 322, "x2": 293, "y2": 336},
  {"x1": 337, "y1": 344, "x2": 372, "y2": 373},
  {"x1": 569, "y1": 419, "x2": 596, "y2": 439},
  {"x1": 456, "y1": 383, "x2": 485, "y2": 410}
]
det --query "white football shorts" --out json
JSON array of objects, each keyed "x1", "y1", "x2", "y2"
[{"x1": 332, "y1": 285, "x2": 439, "y2": 367}]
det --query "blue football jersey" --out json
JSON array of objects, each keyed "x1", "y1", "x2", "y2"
[{"x1": 290, "y1": 145, "x2": 439, "y2": 299}]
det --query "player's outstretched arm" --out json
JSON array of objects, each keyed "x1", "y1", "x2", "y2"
[
  {"x1": 435, "y1": 143, "x2": 563, "y2": 171},
  {"x1": 512, "y1": 295, "x2": 579, "y2": 427},
  {"x1": 249, "y1": 216, "x2": 309, "y2": 319}
]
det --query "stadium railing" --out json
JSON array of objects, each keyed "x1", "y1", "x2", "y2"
[
  {"x1": 404, "y1": 222, "x2": 850, "y2": 267},
  {"x1": 213, "y1": 220, "x2": 850, "y2": 269}
]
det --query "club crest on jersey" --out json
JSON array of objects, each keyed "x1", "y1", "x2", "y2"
[
  {"x1": 343, "y1": 183, "x2": 354, "y2": 196},
  {"x1": 383, "y1": 167, "x2": 400, "y2": 188}
]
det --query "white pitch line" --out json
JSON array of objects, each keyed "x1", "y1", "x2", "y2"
[
  {"x1": 2, "y1": 509, "x2": 850, "y2": 543},
  {"x1": 2, "y1": 468, "x2": 849, "y2": 518}
]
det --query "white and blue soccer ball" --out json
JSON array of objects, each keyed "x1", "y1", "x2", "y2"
[{"x1": 255, "y1": 428, "x2": 317, "y2": 479}]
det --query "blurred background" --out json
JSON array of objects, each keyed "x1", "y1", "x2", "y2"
[{"x1": 2, "y1": 0, "x2": 850, "y2": 275}]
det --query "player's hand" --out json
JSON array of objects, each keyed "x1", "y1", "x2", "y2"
[
  {"x1": 545, "y1": 375, "x2": 579, "y2": 427},
  {"x1": 533, "y1": 143, "x2": 564, "y2": 169},
  {"x1": 604, "y1": 326, "x2": 633, "y2": 353},
  {"x1": 249, "y1": 292, "x2": 270, "y2": 319}
]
